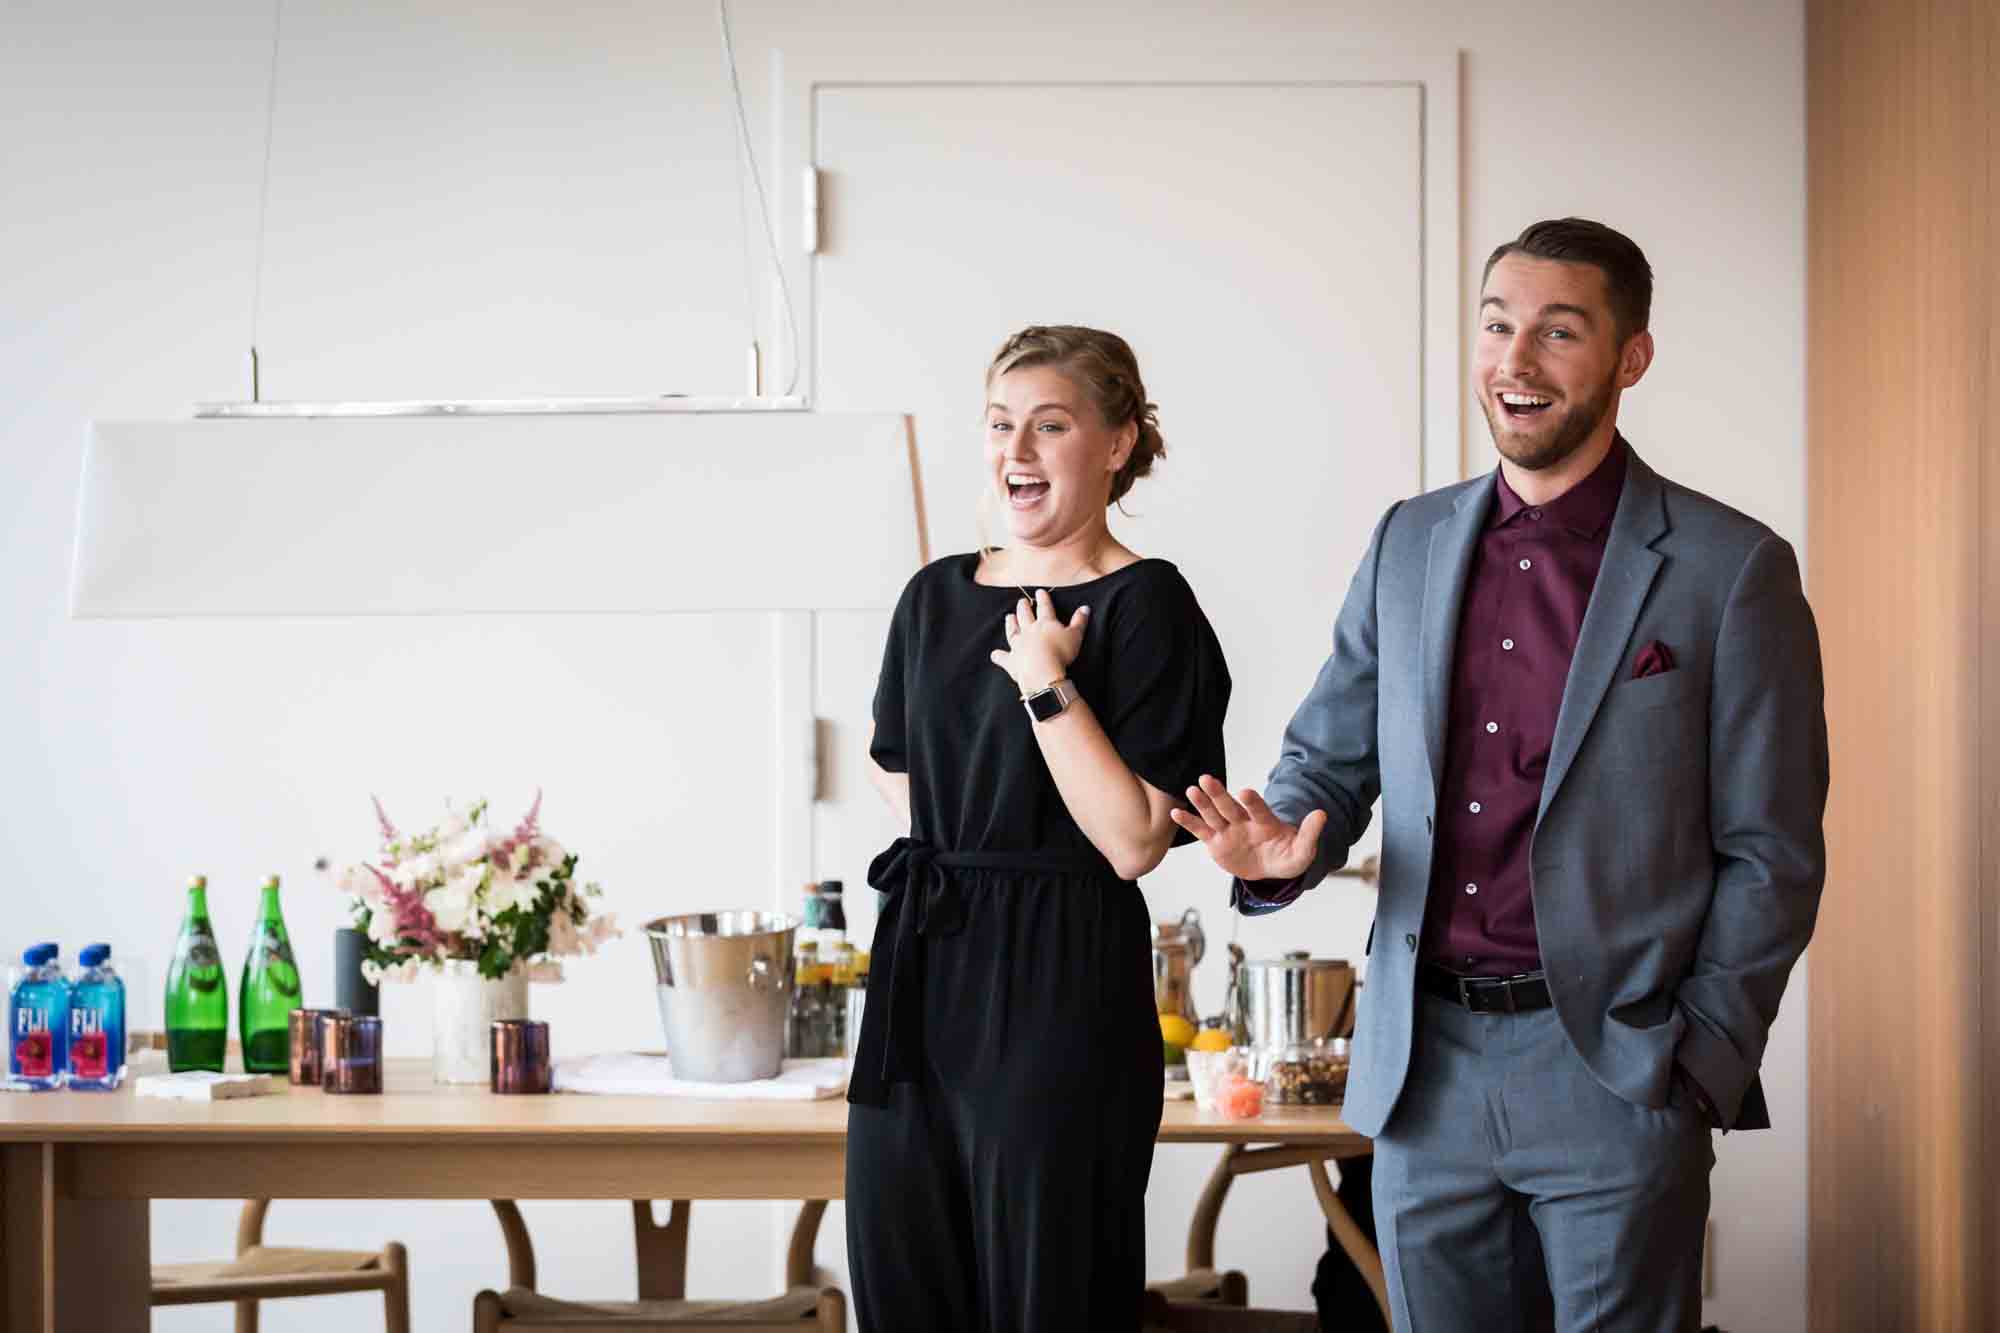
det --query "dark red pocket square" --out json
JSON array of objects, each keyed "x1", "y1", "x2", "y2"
[{"x1": 1632, "y1": 640, "x2": 1675, "y2": 679}]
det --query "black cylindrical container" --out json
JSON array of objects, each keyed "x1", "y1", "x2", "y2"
[{"x1": 333, "y1": 927, "x2": 379, "y2": 1017}]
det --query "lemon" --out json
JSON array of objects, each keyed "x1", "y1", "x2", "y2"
[
  {"x1": 1191, "y1": 1028, "x2": 1231, "y2": 1054},
  {"x1": 1158, "y1": 1014, "x2": 1196, "y2": 1048}
]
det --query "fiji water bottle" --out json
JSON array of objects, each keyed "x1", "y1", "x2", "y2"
[
  {"x1": 68, "y1": 943, "x2": 126, "y2": 1091},
  {"x1": 9, "y1": 943, "x2": 70, "y2": 1089}
]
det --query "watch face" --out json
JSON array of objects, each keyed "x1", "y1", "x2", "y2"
[{"x1": 1026, "y1": 688, "x2": 1065, "y2": 722}]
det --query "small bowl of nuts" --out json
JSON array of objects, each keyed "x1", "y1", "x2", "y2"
[{"x1": 1260, "y1": 1037, "x2": 1350, "y2": 1105}]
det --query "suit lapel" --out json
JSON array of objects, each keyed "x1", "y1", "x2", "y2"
[
  {"x1": 1420, "y1": 477, "x2": 1495, "y2": 790},
  {"x1": 1536, "y1": 452, "x2": 1669, "y2": 826}
]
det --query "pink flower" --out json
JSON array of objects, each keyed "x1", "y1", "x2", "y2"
[{"x1": 547, "y1": 910, "x2": 582, "y2": 957}]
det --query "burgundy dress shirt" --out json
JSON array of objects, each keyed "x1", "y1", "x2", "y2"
[{"x1": 1422, "y1": 439, "x2": 1629, "y2": 975}]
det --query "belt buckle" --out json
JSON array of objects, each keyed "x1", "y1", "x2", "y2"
[{"x1": 1455, "y1": 975, "x2": 1479, "y2": 1011}]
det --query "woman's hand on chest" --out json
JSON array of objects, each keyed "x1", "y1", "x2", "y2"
[{"x1": 989, "y1": 589, "x2": 1092, "y2": 696}]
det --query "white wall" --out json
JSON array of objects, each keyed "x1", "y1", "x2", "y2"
[{"x1": 0, "y1": 2, "x2": 1807, "y2": 1330}]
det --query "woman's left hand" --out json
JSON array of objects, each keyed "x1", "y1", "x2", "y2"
[{"x1": 990, "y1": 589, "x2": 1090, "y2": 696}]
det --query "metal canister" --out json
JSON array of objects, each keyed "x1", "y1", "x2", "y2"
[
  {"x1": 1231, "y1": 951, "x2": 1356, "y2": 1051},
  {"x1": 643, "y1": 911, "x2": 796, "y2": 1083}
]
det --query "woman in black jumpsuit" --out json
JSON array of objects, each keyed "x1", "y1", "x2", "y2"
[{"x1": 847, "y1": 326, "x2": 1230, "y2": 1331}]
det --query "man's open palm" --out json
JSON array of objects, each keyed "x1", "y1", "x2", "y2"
[{"x1": 1170, "y1": 775, "x2": 1327, "y2": 882}]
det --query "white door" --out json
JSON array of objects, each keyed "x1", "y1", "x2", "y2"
[{"x1": 808, "y1": 80, "x2": 1431, "y2": 1315}]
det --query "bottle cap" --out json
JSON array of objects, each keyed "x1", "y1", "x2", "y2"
[
  {"x1": 22, "y1": 943, "x2": 55, "y2": 966},
  {"x1": 187, "y1": 874, "x2": 208, "y2": 890},
  {"x1": 819, "y1": 880, "x2": 844, "y2": 898},
  {"x1": 79, "y1": 944, "x2": 111, "y2": 967},
  {"x1": 263, "y1": 874, "x2": 281, "y2": 889}
]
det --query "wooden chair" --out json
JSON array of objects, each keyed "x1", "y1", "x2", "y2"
[
  {"x1": 1140, "y1": 1288, "x2": 1319, "y2": 1331},
  {"x1": 474, "y1": 1199, "x2": 845, "y2": 1331},
  {"x1": 149, "y1": 1198, "x2": 410, "y2": 1333}
]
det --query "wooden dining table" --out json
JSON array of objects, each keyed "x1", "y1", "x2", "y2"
[{"x1": 1, "y1": 1056, "x2": 1383, "y2": 1331}]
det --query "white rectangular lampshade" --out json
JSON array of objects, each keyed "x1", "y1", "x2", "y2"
[{"x1": 70, "y1": 412, "x2": 925, "y2": 617}]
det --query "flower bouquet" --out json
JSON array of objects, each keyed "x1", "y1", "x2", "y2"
[{"x1": 334, "y1": 793, "x2": 618, "y2": 1082}]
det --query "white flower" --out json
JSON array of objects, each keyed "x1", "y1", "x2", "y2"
[
  {"x1": 491, "y1": 867, "x2": 542, "y2": 915},
  {"x1": 439, "y1": 827, "x2": 491, "y2": 872},
  {"x1": 428, "y1": 864, "x2": 482, "y2": 934},
  {"x1": 336, "y1": 864, "x2": 383, "y2": 908},
  {"x1": 529, "y1": 836, "x2": 567, "y2": 873},
  {"x1": 438, "y1": 809, "x2": 472, "y2": 841},
  {"x1": 362, "y1": 958, "x2": 422, "y2": 985},
  {"x1": 366, "y1": 908, "x2": 401, "y2": 947}
]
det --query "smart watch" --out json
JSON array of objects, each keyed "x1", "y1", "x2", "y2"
[{"x1": 1022, "y1": 678, "x2": 1079, "y2": 723}]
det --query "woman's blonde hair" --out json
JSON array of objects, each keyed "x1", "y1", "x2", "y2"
[{"x1": 986, "y1": 325, "x2": 1165, "y2": 506}]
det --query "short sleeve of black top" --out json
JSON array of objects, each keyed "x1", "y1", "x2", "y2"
[{"x1": 870, "y1": 552, "x2": 1231, "y2": 862}]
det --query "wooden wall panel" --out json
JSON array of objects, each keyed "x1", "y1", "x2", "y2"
[{"x1": 1807, "y1": 2, "x2": 1996, "y2": 1330}]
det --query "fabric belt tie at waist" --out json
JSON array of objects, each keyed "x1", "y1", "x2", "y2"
[{"x1": 846, "y1": 837, "x2": 1111, "y2": 1108}]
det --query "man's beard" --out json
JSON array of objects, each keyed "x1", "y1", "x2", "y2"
[{"x1": 1481, "y1": 372, "x2": 1615, "y2": 472}]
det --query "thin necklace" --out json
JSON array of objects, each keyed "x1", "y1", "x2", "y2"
[{"x1": 996, "y1": 543, "x2": 1108, "y2": 600}]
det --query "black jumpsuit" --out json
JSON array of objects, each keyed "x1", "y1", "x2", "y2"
[{"x1": 846, "y1": 552, "x2": 1230, "y2": 1332}]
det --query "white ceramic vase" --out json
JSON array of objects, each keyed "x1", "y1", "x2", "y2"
[{"x1": 432, "y1": 959, "x2": 528, "y2": 1084}]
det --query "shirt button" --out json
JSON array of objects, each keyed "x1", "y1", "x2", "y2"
[
  {"x1": 1518, "y1": 558, "x2": 1532, "y2": 571},
  {"x1": 1469, "y1": 802, "x2": 1482, "y2": 814},
  {"x1": 1529, "y1": 509, "x2": 1543, "y2": 521},
  {"x1": 1464, "y1": 882, "x2": 1479, "y2": 895},
  {"x1": 1485, "y1": 722, "x2": 1499, "y2": 734},
  {"x1": 1502, "y1": 638, "x2": 1515, "y2": 651}
]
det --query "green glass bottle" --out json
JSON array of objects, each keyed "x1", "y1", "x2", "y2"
[
  {"x1": 164, "y1": 874, "x2": 228, "y2": 1072},
  {"x1": 238, "y1": 874, "x2": 300, "y2": 1074}
]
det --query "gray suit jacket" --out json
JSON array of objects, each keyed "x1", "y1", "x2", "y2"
[{"x1": 1235, "y1": 447, "x2": 1828, "y2": 1135}]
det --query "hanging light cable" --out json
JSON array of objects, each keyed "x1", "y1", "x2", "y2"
[
  {"x1": 246, "y1": 0, "x2": 286, "y2": 403},
  {"x1": 717, "y1": 0, "x2": 800, "y2": 398},
  {"x1": 198, "y1": 2, "x2": 807, "y2": 416},
  {"x1": 728, "y1": 34, "x2": 760, "y2": 395}
]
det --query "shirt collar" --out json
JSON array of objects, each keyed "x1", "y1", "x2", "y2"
[{"x1": 1491, "y1": 434, "x2": 1629, "y2": 539}]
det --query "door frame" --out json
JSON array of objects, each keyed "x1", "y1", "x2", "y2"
[{"x1": 771, "y1": 43, "x2": 1463, "y2": 489}]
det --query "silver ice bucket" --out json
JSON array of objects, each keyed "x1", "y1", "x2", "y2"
[
  {"x1": 643, "y1": 910, "x2": 796, "y2": 1083},
  {"x1": 1228, "y1": 949, "x2": 1357, "y2": 1051}
]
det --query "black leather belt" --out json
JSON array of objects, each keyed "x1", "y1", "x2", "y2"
[{"x1": 1418, "y1": 963, "x2": 1553, "y2": 1014}]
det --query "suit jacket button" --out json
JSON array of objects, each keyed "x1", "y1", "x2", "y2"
[{"x1": 1405, "y1": 934, "x2": 1417, "y2": 951}]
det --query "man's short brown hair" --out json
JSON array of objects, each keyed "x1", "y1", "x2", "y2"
[{"x1": 1484, "y1": 218, "x2": 1654, "y2": 343}]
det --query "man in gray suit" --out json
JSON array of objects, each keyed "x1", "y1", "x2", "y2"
[{"x1": 1172, "y1": 218, "x2": 1827, "y2": 1332}]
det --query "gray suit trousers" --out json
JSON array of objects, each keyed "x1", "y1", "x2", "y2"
[{"x1": 1373, "y1": 993, "x2": 1714, "y2": 1333}]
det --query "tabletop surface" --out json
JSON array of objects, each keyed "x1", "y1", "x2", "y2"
[{"x1": 0, "y1": 1057, "x2": 1363, "y2": 1147}]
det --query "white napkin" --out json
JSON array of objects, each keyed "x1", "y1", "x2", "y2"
[
  {"x1": 133, "y1": 1071, "x2": 279, "y2": 1100},
  {"x1": 552, "y1": 1052, "x2": 849, "y2": 1101}
]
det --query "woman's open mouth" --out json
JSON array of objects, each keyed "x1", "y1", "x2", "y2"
[
  {"x1": 1006, "y1": 473, "x2": 1051, "y2": 508},
  {"x1": 1497, "y1": 391, "x2": 1555, "y2": 420}
]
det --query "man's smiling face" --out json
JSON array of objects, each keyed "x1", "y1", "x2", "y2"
[{"x1": 1475, "y1": 253, "x2": 1638, "y2": 472}]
